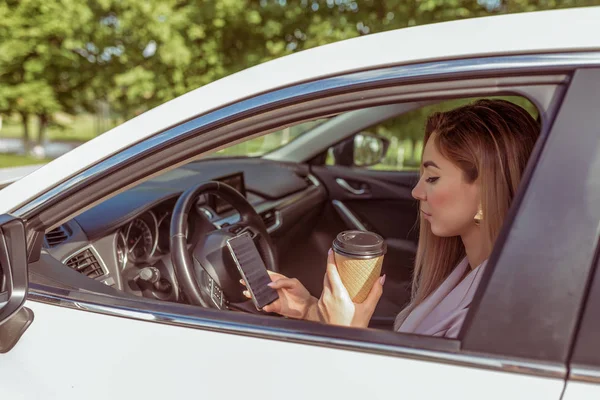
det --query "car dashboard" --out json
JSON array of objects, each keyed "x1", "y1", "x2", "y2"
[{"x1": 40, "y1": 158, "x2": 326, "y2": 303}]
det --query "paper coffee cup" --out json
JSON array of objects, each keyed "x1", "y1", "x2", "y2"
[{"x1": 332, "y1": 230, "x2": 386, "y2": 303}]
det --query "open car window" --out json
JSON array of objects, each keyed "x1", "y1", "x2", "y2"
[{"x1": 35, "y1": 92, "x2": 542, "y2": 341}]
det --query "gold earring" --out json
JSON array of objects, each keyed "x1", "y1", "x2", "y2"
[{"x1": 474, "y1": 206, "x2": 483, "y2": 225}]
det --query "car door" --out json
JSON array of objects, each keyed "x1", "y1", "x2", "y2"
[
  {"x1": 563, "y1": 162, "x2": 600, "y2": 399},
  {"x1": 563, "y1": 251, "x2": 600, "y2": 399},
  {"x1": 1, "y1": 57, "x2": 597, "y2": 400},
  {"x1": 0, "y1": 241, "x2": 569, "y2": 400}
]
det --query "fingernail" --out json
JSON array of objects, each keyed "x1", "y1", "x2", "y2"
[
  {"x1": 267, "y1": 282, "x2": 275, "y2": 288},
  {"x1": 379, "y1": 274, "x2": 386, "y2": 285},
  {"x1": 243, "y1": 290, "x2": 250, "y2": 297},
  {"x1": 239, "y1": 279, "x2": 244, "y2": 285}
]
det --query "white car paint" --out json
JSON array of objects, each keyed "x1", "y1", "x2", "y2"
[
  {"x1": 0, "y1": 301, "x2": 565, "y2": 400},
  {"x1": 1, "y1": 7, "x2": 600, "y2": 213},
  {"x1": 563, "y1": 382, "x2": 600, "y2": 400}
]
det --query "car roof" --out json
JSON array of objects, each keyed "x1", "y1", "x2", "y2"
[{"x1": 2, "y1": 6, "x2": 600, "y2": 214}]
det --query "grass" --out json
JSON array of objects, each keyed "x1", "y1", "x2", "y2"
[
  {"x1": 0, "y1": 113, "x2": 117, "y2": 168},
  {"x1": 0, "y1": 113, "x2": 115, "y2": 143},
  {"x1": 0, "y1": 154, "x2": 51, "y2": 168}
]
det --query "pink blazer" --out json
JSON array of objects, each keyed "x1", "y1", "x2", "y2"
[{"x1": 396, "y1": 257, "x2": 487, "y2": 338}]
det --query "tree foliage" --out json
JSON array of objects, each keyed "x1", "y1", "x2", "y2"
[{"x1": 0, "y1": 0, "x2": 598, "y2": 146}]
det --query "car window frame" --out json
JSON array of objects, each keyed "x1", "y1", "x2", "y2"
[
  {"x1": 566, "y1": 74, "x2": 600, "y2": 383},
  {"x1": 13, "y1": 54, "x2": 600, "y2": 380}
]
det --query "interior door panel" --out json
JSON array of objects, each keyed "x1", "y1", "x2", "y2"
[{"x1": 309, "y1": 165, "x2": 420, "y2": 328}]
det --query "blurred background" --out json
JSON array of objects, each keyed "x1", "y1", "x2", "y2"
[{"x1": 0, "y1": 0, "x2": 597, "y2": 169}]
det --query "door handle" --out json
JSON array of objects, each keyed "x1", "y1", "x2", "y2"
[{"x1": 335, "y1": 178, "x2": 368, "y2": 195}]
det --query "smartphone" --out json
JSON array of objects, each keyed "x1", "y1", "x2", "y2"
[{"x1": 226, "y1": 232, "x2": 279, "y2": 310}]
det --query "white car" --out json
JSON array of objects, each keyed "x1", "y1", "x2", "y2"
[{"x1": 1, "y1": 7, "x2": 600, "y2": 400}]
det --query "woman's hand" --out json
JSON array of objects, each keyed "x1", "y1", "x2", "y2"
[
  {"x1": 241, "y1": 271, "x2": 317, "y2": 320},
  {"x1": 316, "y1": 249, "x2": 385, "y2": 328}
]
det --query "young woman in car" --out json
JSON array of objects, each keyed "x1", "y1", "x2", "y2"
[{"x1": 241, "y1": 99, "x2": 540, "y2": 338}]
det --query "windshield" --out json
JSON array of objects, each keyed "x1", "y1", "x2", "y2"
[{"x1": 209, "y1": 118, "x2": 329, "y2": 158}]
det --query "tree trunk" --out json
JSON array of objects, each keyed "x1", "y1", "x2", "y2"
[
  {"x1": 20, "y1": 111, "x2": 30, "y2": 153},
  {"x1": 37, "y1": 113, "x2": 49, "y2": 145}
]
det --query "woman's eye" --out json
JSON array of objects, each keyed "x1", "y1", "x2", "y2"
[{"x1": 425, "y1": 177, "x2": 439, "y2": 183}]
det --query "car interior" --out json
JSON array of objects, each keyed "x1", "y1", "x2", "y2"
[{"x1": 30, "y1": 95, "x2": 539, "y2": 331}]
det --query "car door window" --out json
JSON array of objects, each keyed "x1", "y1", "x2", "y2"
[
  {"x1": 33, "y1": 92, "x2": 543, "y2": 334},
  {"x1": 326, "y1": 96, "x2": 538, "y2": 171},
  {"x1": 209, "y1": 118, "x2": 329, "y2": 158}
]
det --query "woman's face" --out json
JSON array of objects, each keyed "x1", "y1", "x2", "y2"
[{"x1": 411, "y1": 135, "x2": 481, "y2": 237}]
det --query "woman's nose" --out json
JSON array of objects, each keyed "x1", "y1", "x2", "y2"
[{"x1": 412, "y1": 179, "x2": 426, "y2": 201}]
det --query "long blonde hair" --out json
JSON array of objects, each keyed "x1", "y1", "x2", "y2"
[{"x1": 394, "y1": 99, "x2": 540, "y2": 330}]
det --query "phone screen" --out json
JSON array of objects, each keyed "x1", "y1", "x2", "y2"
[{"x1": 226, "y1": 232, "x2": 279, "y2": 310}]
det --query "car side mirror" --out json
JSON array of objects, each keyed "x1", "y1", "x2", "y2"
[
  {"x1": 0, "y1": 215, "x2": 28, "y2": 325},
  {"x1": 332, "y1": 132, "x2": 390, "y2": 167},
  {"x1": 353, "y1": 132, "x2": 390, "y2": 167},
  {"x1": 0, "y1": 214, "x2": 33, "y2": 353}
]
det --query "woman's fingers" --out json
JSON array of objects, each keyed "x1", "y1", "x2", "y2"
[
  {"x1": 322, "y1": 266, "x2": 332, "y2": 293},
  {"x1": 243, "y1": 290, "x2": 251, "y2": 299},
  {"x1": 266, "y1": 270, "x2": 286, "y2": 281},
  {"x1": 242, "y1": 272, "x2": 286, "y2": 288},
  {"x1": 325, "y1": 250, "x2": 347, "y2": 297},
  {"x1": 362, "y1": 274, "x2": 385, "y2": 309},
  {"x1": 267, "y1": 277, "x2": 298, "y2": 290},
  {"x1": 262, "y1": 303, "x2": 274, "y2": 313},
  {"x1": 327, "y1": 248, "x2": 335, "y2": 264},
  {"x1": 241, "y1": 271, "x2": 287, "y2": 288}
]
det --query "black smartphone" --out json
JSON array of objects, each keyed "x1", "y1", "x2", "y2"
[{"x1": 226, "y1": 232, "x2": 279, "y2": 310}]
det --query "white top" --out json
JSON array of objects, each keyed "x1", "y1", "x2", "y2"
[{"x1": 397, "y1": 258, "x2": 488, "y2": 338}]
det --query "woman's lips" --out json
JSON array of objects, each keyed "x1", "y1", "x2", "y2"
[{"x1": 421, "y1": 209, "x2": 432, "y2": 218}]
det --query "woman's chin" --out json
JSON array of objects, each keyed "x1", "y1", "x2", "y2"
[{"x1": 430, "y1": 224, "x2": 455, "y2": 237}]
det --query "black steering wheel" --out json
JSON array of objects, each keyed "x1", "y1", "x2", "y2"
[{"x1": 169, "y1": 181, "x2": 277, "y2": 309}]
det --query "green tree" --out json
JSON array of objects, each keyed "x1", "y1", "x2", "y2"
[
  {"x1": 2, "y1": 0, "x2": 599, "y2": 153},
  {"x1": 0, "y1": 82, "x2": 59, "y2": 151},
  {"x1": 0, "y1": 0, "x2": 96, "y2": 147}
]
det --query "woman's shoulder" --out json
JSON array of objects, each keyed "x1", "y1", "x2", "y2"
[{"x1": 396, "y1": 257, "x2": 488, "y2": 337}]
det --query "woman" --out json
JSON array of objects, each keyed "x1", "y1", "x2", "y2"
[{"x1": 241, "y1": 99, "x2": 540, "y2": 338}]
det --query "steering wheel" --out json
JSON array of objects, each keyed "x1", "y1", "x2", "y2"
[{"x1": 169, "y1": 181, "x2": 277, "y2": 309}]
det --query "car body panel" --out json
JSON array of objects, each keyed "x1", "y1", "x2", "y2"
[
  {"x1": 562, "y1": 383, "x2": 600, "y2": 400},
  {"x1": 1, "y1": 7, "x2": 600, "y2": 214},
  {"x1": 0, "y1": 300, "x2": 565, "y2": 400}
]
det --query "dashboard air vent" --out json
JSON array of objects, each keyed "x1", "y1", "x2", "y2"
[
  {"x1": 64, "y1": 248, "x2": 105, "y2": 279},
  {"x1": 45, "y1": 225, "x2": 69, "y2": 247}
]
